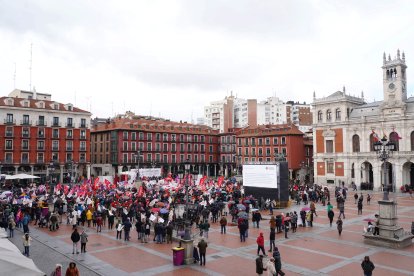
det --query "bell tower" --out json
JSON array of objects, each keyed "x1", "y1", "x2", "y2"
[{"x1": 382, "y1": 49, "x2": 407, "y2": 104}]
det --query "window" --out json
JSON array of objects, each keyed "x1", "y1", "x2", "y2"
[
  {"x1": 5, "y1": 153, "x2": 12, "y2": 163},
  {"x1": 171, "y1": 155, "x2": 176, "y2": 163},
  {"x1": 326, "y1": 110, "x2": 332, "y2": 121},
  {"x1": 21, "y1": 153, "x2": 29, "y2": 163},
  {"x1": 163, "y1": 133, "x2": 168, "y2": 141},
  {"x1": 131, "y1": 142, "x2": 136, "y2": 151},
  {"x1": 282, "y1": 148, "x2": 287, "y2": 156},
  {"x1": 52, "y1": 141, "x2": 59, "y2": 151},
  {"x1": 5, "y1": 140, "x2": 13, "y2": 150},
  {"x1": 187, "y1": 135, "x2": 192, "y2": 142},
  {"x1": 274, "y1": 147, "x2": 279, "y2": 155},
  {"x1": 411, "y1": 131, "x2": 414, "y2": 151},
  {"x1": 156, "y1": 133, "x2": 161, "y2": 141},
  {"x1": 352, "y1": 135, "x2": 360, "y2": 152},
  {"x1": 67, "y1": 118, "x2": 73, "y2": 127},
  {"x1": 351, "y1": 163, "x2": 355, "y2": 178},
  {"x1": 22, "y1": 127, "x2": 29, "y2": 138},
  {"x1": 139, "y1": 132, "x2": 144, "y2": 140},
  {"x1": 258, "y1": 138, "x2": 263, "y2": 146},
  {"x1": 123, "y1": 131, "x2": 128, "y2": 140},
  {"x1": 22, "y1": 140, "x2": 29, "y2": 150},
  {"x1": 209, "y1": 145, "x2": 213, "y2": 153},
  {"x1": 67, "y1": 129, "x2": 73, "y2": 138},
  {"x1": 38, "y1": 116, "x2": 45, "y2": 126},
  {"x1": 326, "y1": 140, "x2": 334, "y2": 153},
  {"x1": 266, "y1": 148, "x2": 271, "y2": 156},
  {"x1": 53, "y1": 129, "x2": 59, "y2": 138},
  {"x1": 147, "y1": 133, "x2": 152, "y2": 140},
  {"x1": 66, "y1": 140, "x2": 73, "y2": 151},
  {"x1": 6, "y1": 114, "x2": 13, "y2": 124},
  {"x1": 37, "y1": 141, "x2": 44, "y2": 150},
  {"x1": 123, "y1": 142, "x2": 128, "y2": 151},
  {"x1": 80, "y1": 141, "x2": 86, "y2": 151},
  {"x1": 37, "y1": 153, "x2": 44, "y2": 163},
  {"x1": 180, "y1": 134, "x2": 184, "y2": 142},
  {"x1": 327, "y1": 161, "x2": 334, "y2": 174},
  {"x1": 245, "y1": 138, "x2": 249, "y2": 146},
  {"x1": 245, "y1": 148, "x2": 249, "y2": 155},
  {"x1": 80, "y1": 130, "x2": 86, "y2": 139},
  {"x1": 281, "y1": 137, "x2": 286, "y2": 145},
  {"x1": 81, "y1": 118, "x2": 86, "y2": 128},
  {"x1": 53, "y1": 117, "x2": 59, "y2": 126},
  {"x1": 5, "y1": 126, "x2": 13, "y2": 137},
  {"x1": 163, "y1": 143, "x2": 168, "y2": 152},
  {"x1": 147, "y1": 143, "x2": 152, "y2": 151},
  {"x1": 187, "y1": 144, "x2": 192, "y2": 152},
  {"x1": 369, "y1": 133, "x2": 376, "y2": 152},
  {"x1": 156, "y1": 143, "x2": 161, "y2": 151},
  {"x1": 80, "y1": 153, "x2": 86, "y2": 162},
  {"x1": 265, "y1": 138, "x2": 270, "y2": 145},
  {"x1": 180, "y1": 154, "x2": 184, "y2": 162},
  {"x1": 147, "y1": 154, "x2": 152, "y2": 162},
  {"x1": 335, "y1": 108, "x2": 341, "y2": 120},
  {"x1": 22, "y1": 115, "x2": 30, "y2": 125},
  {"x1": 123, "y1": 153, "x2": 128, "y2": 163},
  {"x1": 163, "y1": 154, "x2": 168, "y2": 163},
  {"x1": 251, "y1": 138, "x2": 256, "y2": 146},
  {"x1": 37, "y1": 128, "x2": 45, "y2": 138},
  {"x1": 200, "y1": 135, "x2": 205, "y2": 142},
  {"x1": 317, "y1": 111, "x2": 322, "y2": 122},
  {"x1": 131, "y1": 132, "x2": 136, "y2": 140},
  {"x1": 258, "y1": 148, "x2": 263, "y2": 156},
  {"x1": 252, "y1": 148, "x2": 256, "y2": 156},
  {"x1": 389, "y1": 132, "x2": 400, "y2": 151},
  {"x1": 200, "y1": 144, "x2": 205, "y2": 152}
]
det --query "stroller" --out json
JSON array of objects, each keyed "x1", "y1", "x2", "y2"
[{"x1": 38, "y1": 215, "x2": 48, "y2": 228}]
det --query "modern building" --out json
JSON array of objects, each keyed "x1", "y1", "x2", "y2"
[
  {"x1": 0, "y1": 89, "x2": 91, "y2": 183},
  {"x1": 236, "y1": 124, "x2": 308, "y2": 180},
  {"x1": 90, "y1": 112, "x2": 220, "y2": 177},
  {"x1": 312, "y1": 50, "x2": 414, "y2": 190},
  {"x1": 204, "y1": 93, "x2": 257, "y2": 133},
  {"x1": 219, "y1": 128, "x2": 239, "y2": 177}
]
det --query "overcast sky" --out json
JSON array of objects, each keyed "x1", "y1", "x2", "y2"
[{"x1": 1, "y1": 0, "x2": 414, "y2": 122}]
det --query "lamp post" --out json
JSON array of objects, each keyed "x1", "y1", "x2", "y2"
[
  {"x1": 373, "y1": 137, "x2": 396, "y2": 201},
  {"x1": 70, "y1": 160, "x2": 76, "y2": 186},
  {"x1": 151, "y1": 160, "x2": 157, "y2": 169},
  {"x1": 237, "y1": 155, "x2": 242, "y2": 175},
  {"x1": 135, "y1": 150, "x2": 141, "y2": 181},
  {"x1": 49, "y1": 160, "x2": 55, "y2": 192},
  {"x1": 183, "y1": 158, "x2": 192, "y2": 240}
]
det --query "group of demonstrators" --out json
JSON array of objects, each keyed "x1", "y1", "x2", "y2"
[{"x1": 0, "y1": 174, "x2": 382, "y2": 275}]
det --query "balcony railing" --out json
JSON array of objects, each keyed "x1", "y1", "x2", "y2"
[
  {"x1": 5, "y1": 132, "x2": 13, "y2": 137},
  {"x1": 66, "y1": 123, "x2": 74, "y2": 128},
  {"x1": 20, "y1": 120, "x2": 32, "y2": 126},
  {"x1": 36, "y1": 159, "x2": 44, "y2": 164},
  {"x1": 80, "y1": 123, "x2": 89, "y2": 128},
  {"x1": 36, "y1": 120, "x2": 46, "y2": 126},
  {"x1": 21, "y1": 146, "x2": 29, "y2": 151},
  {"x1": 66, "y1": 147, "x2": 73, "y2": 151},
  {"x1": 4, "y1": 119, "x2": 16, "y2": 125},
  {"x1": 22, "y1": 133, "x2": 30, "y2": 138},
  {"x1": 80, "y1": 147, "x2": 87, "y2": 151},
  {"x1": 52, "y1": 147, "x2": 59, "y2": 151},
  {"x1": 52, "y1": 121, "x2": 60, "y2": 127}
]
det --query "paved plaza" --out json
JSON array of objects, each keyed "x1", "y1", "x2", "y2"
[{"x1": 10, "y1": 190, "x2": 414, "y2": 276}]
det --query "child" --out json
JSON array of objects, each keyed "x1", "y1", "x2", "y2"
[{"x1": 22, "y1": 233, "x2": 32, "y2": 257}]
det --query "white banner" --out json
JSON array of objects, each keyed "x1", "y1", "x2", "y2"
[{"x1": 139, "y1": 168, "x2": 162, "y2": 178}]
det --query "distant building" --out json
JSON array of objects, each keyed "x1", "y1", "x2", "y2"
[{"x1": 0, "y1": 89, "x2": 91, "y2": 183}]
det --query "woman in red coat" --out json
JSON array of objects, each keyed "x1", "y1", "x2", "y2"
[{"x1": 256, "y1": 232, "x2": 265, "y2": 255}]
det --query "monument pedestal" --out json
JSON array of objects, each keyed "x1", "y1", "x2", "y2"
[
  {"x1": 364, "y1": 200, "x2": 413, "y2": 248},
  {"x1": 180, "y1": 239, "x2": 194, "y2": 265}
]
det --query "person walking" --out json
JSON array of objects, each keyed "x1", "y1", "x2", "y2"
[
  {"x1": 310, "y1": 201, "x2": 318, "y2": 217},
  {"x1": 354, "y1": 193, "x2": 359, "y2": 204},
  {"x1": 256, "y1": 232, "x2": 266, "y2": 255},
  {"x1": 269, "y1": 216, "x2": 276, "y2": 231},
  {"x1": 336, "y1": 217, "x2": 343, "y2": 236},
  {"x1": 367, "y1": 194, "x2": 371, "y2": 205},
  {"x1": 239, "y1": 218, "x2": 247, "y2": 242},
  {"x1": 22, "y1": 213, "x2": 30, "y2": 234},
  {"x1": 253, "y1": 211, "x2": 262, "y2": 228},
  {"x1": 96, "y1": 214, "x2": 103, "y2": 232},
  {"x1": 284, "y1": 219, "x2": 290, "y2": 239},
  {"x1": 328, "y1": 208, "x2": 335, "y2": 227},
  {"x1": 255, "y1": 255, "x2": 267, "y2": 276},
  {"x1": 219, "y1": 216, "x2": 227, "y2": 234},
  {"x1": 22, "y1": 233, "x2": 32, "y2": 257},
  {"x1": 361, "y1": 256, "x2": 375, "y2": 276},
  {"x1": 265, "y1": 257, "x2": 277, "y2": 276},
  {"x1": 80, "y1": 229, "x2": 88, "y2": 253},
  {"x1": 86, "y1": 209, "x2": 93, "y2": 228},
  {"x1": 50, "y1": 264, "x2": 62, "y2": 276},
  {"x1": 291, "y1": 211, "x2": 298, "y2": 233},
  {"x1": 123, "y1": 218, "x2": 132, "y2": 241},
  {"x1": 65, "y1": 262, "x2": 79, "y2": 276},
  {"x1": 108, "y1": 210, "x2": 115, "y2": 229},
  {"x1": 273, "y1": 247, "x2": 285, "y2": 276},
  {"x1": 70, "y1": 228, "x2": 80, "y2": 254},
  {"x1": 338, "y1": 197, "x2": 346, "y2": 219},
  {"x1": 268, "y1": 228, "x2": 276, "y2": 252},
  {"x1": 197, "y1": 238, "x2": 208, "y2": 266}
]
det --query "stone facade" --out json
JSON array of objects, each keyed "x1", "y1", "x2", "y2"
[{"x1": 312, "y1": 50, "x2": 414, "y2": 190}]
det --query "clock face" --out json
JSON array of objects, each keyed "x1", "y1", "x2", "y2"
[{"x1": 388, "y1": 83, "x2": 396, "y2": 91}]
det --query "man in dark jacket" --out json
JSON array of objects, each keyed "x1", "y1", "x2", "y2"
[
  {"x1": 361, "y1": 256, "x2": 375, "y2": 276},
  {"x1": 219, "y1": 216, "x2": 227, "y2": 234},
  {"x1": 123, "y1": 218, "x2": 132, "y2": 241},
  {"x1": 197, "y1": 238, "x2": 208, "y2": 266},
  {"x1": 253, "y1": 211, "x2": 262, "y2": 228},
  {"x1": 70, "y1": 228, "x2": 80, "y2": 254},
  {"x1": 273, "y1": 247, "x2": 285, "y2": 276},
  {"x1": 255, "y1": 255, "x2": 267, "y2": 275}
]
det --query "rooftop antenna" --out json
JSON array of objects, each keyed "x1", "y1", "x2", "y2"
[
  {"x1": 29, "y1": 43, "x2": 33, "y2": 91},
  {"x1": 13, "y1": 62, "x2": 16, "y2": 89}
]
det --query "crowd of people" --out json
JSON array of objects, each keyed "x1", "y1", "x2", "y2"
[{"x1": 0, "y1": 176, "x2": 385, "y2": 275}]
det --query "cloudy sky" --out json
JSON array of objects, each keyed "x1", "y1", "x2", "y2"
[{"x1": 1, "y1": 0, "x2": 414, "y2": 122}]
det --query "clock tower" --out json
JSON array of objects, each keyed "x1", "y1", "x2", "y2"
[{"x1": 382, "y1": 49, "x2": 407, "y2": 104}]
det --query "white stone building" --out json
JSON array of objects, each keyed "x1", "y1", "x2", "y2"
[{"x1": 312, "y1": 50, "x2": 414, "y2": 191}]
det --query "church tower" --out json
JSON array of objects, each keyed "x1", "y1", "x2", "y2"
[{"x1": 382, "y1": 49, "x2": 407, "y2": 104}]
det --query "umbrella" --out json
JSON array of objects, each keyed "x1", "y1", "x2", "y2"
[
  {"x1": 363, "y1": 218, "x2": 375, "y2": 222},
  {"x1": 0, "y1": 239, "x2": 45, "y2": 276},
  {"x1": 238, "y1": 212, "x2": 248, "y2": 219},
  {"x1": 151, "y1": 207, "x2": 160, "y2": 213},
  {"x1": 251, "y1": 208, "x2": 259, "y2": 212},
  {"x1": 228, "y1": 200, "x2": 235, "y2": 204},
  {"x1": 149, "y1": 199, "x2": 158, "y2": 207},
  {"x1": 301, "y1": 207, "x2": 310, "y2": 211},
  {"x1": 237, "y1": 204, "x2": 246, "y2": 211},
  {"x1": 243, "y1": 200, "x2": 251, "y2": 204},
  {"x1": 160, "y1": 208, "x2": 169, "y2": 214}
]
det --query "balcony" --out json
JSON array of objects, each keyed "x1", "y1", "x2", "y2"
[
  {"x1": 4, "y1": 159, "x2": 13, "y2": 164},
  {"x1": 22, "y1": 133, "x2": 30, "y2": 138},
  {"x1": 66, "y1": 123, "x2": 74, "y2": 128},
  {"x1": 21, "y1": 159, "x2": 30, "y2": 164},
  {"x1": 20, "y1": 120, "x2": 32, "y2": 126},
  {"x1": 66, "y1": 147, "x2": 73, "y2": 151},
  {"x1": 52, "y1": 134, "x2": 59, "y2": 139},
  {"x1": 80, "y1": 147, "x2": 87, "y2": 151},
  {"x1": 66, "y1": 135, "x2": 73, "y2": 139},
  {"x1": 21, "y1": 146, "x2": 29, "y2": 151},
  {"x1": 52, "y1": 146, "x2": 59, "y2": 151},
  {"x1": 4, "y1": 119, "x2": 16, "y2": 125},
  {"x1": 37, "y1": 146, "x2": 45, "y2": 151},
  {"x1": 5, "y1": 132, "x2": 13, "y2": 137},
  {"x1": 52, "y1": 122, "x2": 61, "y2": 127},
  {"x1": 80, "y1": 135, "x2": 87, "y2": 140},
  {"x1": 36, "y1": 120, "x2": 46, "y2": 126},
  {"x1": 36, "y1": 159, "x2": 44, "y2": 164},
  {"x1": 80, "y1": 123, "x2": 89, "y2": 128},
  {"x1": 37, "y1": 133, "x2": 45, "y2": 138}
]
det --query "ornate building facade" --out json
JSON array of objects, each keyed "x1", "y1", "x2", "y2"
[{"x1": 312, "y1": 50, "x2": 414, "y2": 190}]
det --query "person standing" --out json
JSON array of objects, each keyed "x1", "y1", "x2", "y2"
[
  {"x1": 253, "y1": 211, "x2": 262, "y2": 228},
  {"x1": 265, "y1": 257, "x2": 277, "y2": 276},
  {"x1": 50, "y1": 264, "x2": 62, "y2": 276},
  {"x1": 336, "y1": 217, "x2": 343, "y2": 236},
  {"x1": 268, "y1": 228, "x2": 276, "y2": 252},
  {"x1": 71, "y1": 209, "x2": 78, "y2": 229},
  {"x1": 96, "y1": 214, "x2": 103, "y2": 233},
  {"x1": 116, "y1": 220, "x2": 123, "y2": 240},
  {"x1": 80, "y1": 229, "x2": 88, "y2": 253},
  {"x1": 256, "y1": 232, "x2": 266, "y2": 255},
  {"x1": 300, "y1": 210, "x2": 306, "y2": 227},
  {"x1": 123, "y1": 218, "x2": 132, "y2": 241},
  {"x1": 70, "y1": 228, "x2": 80, "y2": 254},
  {"x1": 22, "y1": 213, "x2": 30, "y2": 234},
  {"x1": 273, "y1": 247, "x2": 285, "y2": 276},
  {"x1": 361, "y1": 256, "x2": 375, "y2": 276},
  {"x1": 284, "y1": 219, "x2": 290, "y2": 239},
  {"x1": 291, "y1": 211, "x2": 298, "y2": 233},
  {"x1": 219, "y1": 216, "x2": 227, "y2": 234},
  {"x1": 65, "y1": 262, "x2": 79, "y2": 276},
  {"x1": 357, "y1": 198, "x2": 363, "y2": 215},
  {"x1": 373, "y1": 214, "x2": 380, "y2": 236},
  {"x1": 367, "y1": 194, "x2": 371, "y2": 205},
  {"x1": 354, "y1": 193, "x2": 359, "y2": 204},
  {"x1": 8, "y1": 218, "x2": 16, "y2": 238},
  {"x1": 197, "y1": 238, "x2": 208, "y2": 266},
  {"x1": 22, "y1": 233, "x2": 32, "y2": 257},
  {"x1": 86, "y1": 209, "x2": 93, "y2": 227},
  {"x1": 255, "y1": 255, "x2": 267, "y2": 275},
  {"x1": 338, "y1": 197, "x2": 346, "y2": 219},
  {"x1": 108, "y1": 210, "x2": 115, "y2": 229}
]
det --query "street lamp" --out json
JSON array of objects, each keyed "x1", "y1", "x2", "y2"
[
  {"x1": 151, "y1": 160, "x2": 157, "y2": 168},
  {"x1": 135, "y1": 150, "x2": 141, "y2": 181},
  {"x1": 236, "y1": 155, "x2": 242, "y2": 175},
  {"x1": 274, "y1": 152, "x2": 286, "y2": 162},
  {"x1": 183, "y1": 158, "x2": 192, "y2": 240},
  {"x1": 48, "y1": 161, "x2": 55, "y2": 191},
  {"x1": 373, "y1": 137, "x2": 396, "y2": 201}
]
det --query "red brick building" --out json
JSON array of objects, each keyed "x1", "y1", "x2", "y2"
[
  {"x1": 0, "y1": 89, "x2": 91, "y2": 183},
  {"x1": 90, "y1": 112, "x2": 220, "y2": 177}
]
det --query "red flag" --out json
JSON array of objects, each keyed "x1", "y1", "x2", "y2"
[
  {"x1": 217, "y1": 176, "x2": 224, "y2": 187},
  {"x1": 104, "y1": 179, "x2": 111, "y2": 189},
  {"x1": 93, "y1": 177, "x2": 99, "y2": 190},
  {"x1": 372, "y1": 130, "x2": 379, "y2": 142},
  {"x1": 199, "y1": 175, "x2": 207, "y2": 186}
]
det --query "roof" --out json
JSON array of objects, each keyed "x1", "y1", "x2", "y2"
[
  {"x1": 0, "y1": 96, "x2": 90, "y2": 114},
  {"x1": 237, "y1": 124, "x2": 304, "y2": 137},
  {"x1": 92, "y1": 117, "x2": 219, "y2": 135}
]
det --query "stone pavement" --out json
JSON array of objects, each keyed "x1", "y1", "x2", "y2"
[{"x1": 12, "y1": 191, "x2": 414, "y2": 275}]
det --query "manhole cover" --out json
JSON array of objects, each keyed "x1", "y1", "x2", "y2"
[
  {"x1": 210, "y1": 255, "x2": 222, "y2": 259},
  {"x1": 91, "y1": 243, "x2": 102, "y2": 246}
]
